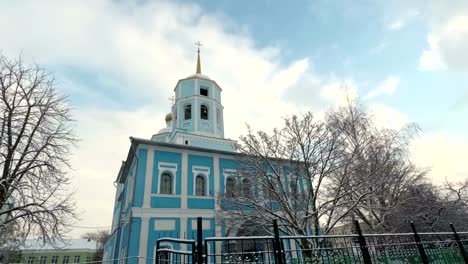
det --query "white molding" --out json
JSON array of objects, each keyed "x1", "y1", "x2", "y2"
[
  {"x1": 186, "y1": 195, "x2": 213, "y2": 200},
  {"x1": 223, "y1": 169, "x2": 238, "y2": 187},
  {"x1": 143, "y1": 150, "x2": 154, "y2": 208},
  {"x1": 181, "y1": 152, "x2": 188, "y2": 209},
  {"x1": 132, "y1": 208, "x2": 215, "y2": 218},
  {"x1": 192, "y1": 166, "x2": 210, "y2": 196},
  {"x1": 158, "y1": 162, "x2": 178, "y2": 169},
  {"x1": 194, "y1": 96, "x2": 198, "y2": 132},
  {"x1": 180, "y1": 217, "x2": 188, "y2": 250},
  {"x1": 214, "y1": 157, "x2": 220, "y2": 210},
  {"x1": 139, "y1": 144, "x2": 236, "y2": 161},
  {"x1": 157, "y1": 162, "x2": 177, "y2": 195},
  {"x1": 150, "y1": 194, "x2": 181, "y2": 198},
  {"x1": 154, "y1": 219, "x2": 176, "y2": 230},
  {"x1": 191, "y1": 219, "x2": 211, "y2": 230},
  {"x1": 138, "y1": 217, "x2": 149, "y2": 264}
]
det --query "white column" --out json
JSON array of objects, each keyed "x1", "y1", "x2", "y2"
[
  {"x1": 143, "y1": 150, "x2": 154, "y2": 208},
  {"x1": 180, "y1": 217, "x2": 188, "y2": 251},
  {"x1": 213, "y1": 156, "x2": 220, "y2": 210},
  {"x1": 194, "y1": 79, "x2": 198, "y2": 132},
  {"x1": 138, "y1": 216, "x2": 150, "y2": 264},
  {"x1": 181, "y1": 152, "x2": 188, "y2": 209},
  {"x1": 213, "y1": 156, "x2": 223, "y2": 259}
]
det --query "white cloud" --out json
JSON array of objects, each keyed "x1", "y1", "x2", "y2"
[
  {"x1": 364, "y1": 76, "x2": 400, "y2": 100},
  {"x1": 320, "y1": 79, "x2": 358, "y2": 106},
  {"x1": 419, "y1": 3, "x2": 468, "y2": 71},
  {"x1": 419, "y1": 34, "x2": 446, "y2": 71},
  {"x1": 412, "y1": 132, "x2": 468, "y2": 183},
  {"x1": 388, "y1": 20, "x2": 404, "y2": 30},
  {"x1": 385, "y1": 10, "x2": 420, "y2": 31},
  {"x1": 368, "y1": 103, "x2": 408, "y2": 130}
]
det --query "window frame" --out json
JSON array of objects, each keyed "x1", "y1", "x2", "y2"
[
  {"x1": 195, "y1": 174, "x2": 207, "y2": 196},
  {"x1": 200, "y1": 87, "x2": 208, "y2": 96},
  {"x1": 51, "y1": 256, "x2": 59, "y2": 264},
  {"x1": 62, "y1": 256, "x2": 70, "y2": 264},
  {"x1": 40, "y1": 256, "x2": 47, "y2": 264},
  {"x1": 192, "y1": 166, "x2": 210, "y2": 196},
  {"x1": 157, "y1": 163, "x2": 178, "y2": 196},
  {"x1": 200, "y1": 104, "x2": 208, "y2": 120},
  {"x1": 159, "y1": 171, "x2": 174, "y2": 195},
  {"x1": 184, "y1": 104, "x2": 192, "y2": 120},
  {"x1": 225, "y1": 176, "x2": 236, "y2": 197}
]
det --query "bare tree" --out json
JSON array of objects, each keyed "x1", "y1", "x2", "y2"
[
  {"x1": 0, "y1": 55, "x2": 77, "y2": 246},
  {"x1": 81, "y1": 230, "x2": 111, "y2": 262},
  {"x1": 217, "y1": 101, "x2": 433, "y2": 243},
  {"x1": 326, "y1": 103, "x2": 428, "y2": 233},
  {"x1": 217, "y1": 109, "x2": 380, "y2": 238}
]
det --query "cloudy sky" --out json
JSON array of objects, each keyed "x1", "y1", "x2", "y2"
[{"x1": 1, "y1": 0, "x2": 467, "y2": 238}]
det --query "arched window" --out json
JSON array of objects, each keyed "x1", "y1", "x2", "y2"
[
  {"x1": 195, "y1": 175, "x2": 206, "y2": 196},
  {"x1": 200, "y1": 105, "x2": 208, "y2": 120},
  {"x1": 184, "y1": 104, "x2": 192, "y2": 120},
  {"x1": 226, "y1": 177, "x2": 236, "y2": 197},
  {"x1": 160, "y1": 172, "x2": 173, "y2": 194},
  {"x1": 242, "y1": 178, "x2": 252, "y2": 198}
]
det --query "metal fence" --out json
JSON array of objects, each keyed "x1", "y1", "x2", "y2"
[{"x1": 155, "y1": 218, "x2": 468, "y2": 264}]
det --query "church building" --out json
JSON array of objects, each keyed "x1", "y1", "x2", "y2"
[{"x1": 103, "y1": 47, "x2": 241, "y2": 263}]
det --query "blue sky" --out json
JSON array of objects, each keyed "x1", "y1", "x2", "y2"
[{"x1": 0, "y1": 0, "x2": 467, "y2": 236}]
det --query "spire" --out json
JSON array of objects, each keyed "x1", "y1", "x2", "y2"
[{"x1": 195, "y1": 41, "x2": 202, "y2": 74}]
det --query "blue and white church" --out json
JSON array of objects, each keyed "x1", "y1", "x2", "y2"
[{"x1": 103, "y1": 47, "x2": 241, "y2": 263}]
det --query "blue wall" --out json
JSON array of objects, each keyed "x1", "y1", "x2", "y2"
[
  {"x1": 133, "y1": 149, "x2": 147, "y2": 208},
  {"x1": 179, "y1": 79, "x2": 194, "y2": 98},
  {"x1": 187, "y1": 154, "x2": 214, "y2": 196},
  {"x1": 152, "y1": 150, "x2": 182, "y2": 195},
  {"x1": 146, "y1": 218, "x2": 181, "y2": 264},
  {"x1": 219, "y1": 158, "x2": 237, "y2": 194},
  {"x1": 127, "y1": 217, "x2": 142, "y2": 264}
]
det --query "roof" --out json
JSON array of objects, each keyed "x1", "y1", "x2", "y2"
[
  {"x1": 20, "y1": 239, "x2": 98, "y2": 251},
  {"x1": 117, "y1": 137, "x2": 238, "y2": 183},
  {"x1": 173, "y1": 74, "x2": 223, "y2": 91}
]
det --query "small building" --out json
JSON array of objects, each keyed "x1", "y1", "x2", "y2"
[{"x1": 20, "y1": 239, "x2": 97, "y2": 264}]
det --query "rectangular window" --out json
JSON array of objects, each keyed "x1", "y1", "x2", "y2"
[
  {"x1": 86, "y1": 256, "x2": 93, "y2": 263},
  {"x1": 63, "y1": 256, "x2": 70, "y2": 264},
  {"x1": 27, "y1": 256, "x2": 35, "y2": 264},
  {"x1": 51, "y1": 256, "x2": 59, "y2": 264},
  {"x1": 40, "y1": 256, "x2": 47, "y2": 264},
  {"x1": 73, "y1": 256, "x2": 80, "y2": 263},
  {"x1": 200, "y1": 87, "x2": 208, "y2": 96}
]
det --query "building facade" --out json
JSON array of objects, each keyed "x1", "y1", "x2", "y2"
[
  {"x1": 20, "y1": 239, "x2": 97, "y2": 264},
  {"x1": 103, "y1": 50, "x2": 241, "y2": 264}
]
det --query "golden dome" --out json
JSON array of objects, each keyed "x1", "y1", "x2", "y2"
[{"x1": 165, "y1": 113, "x2": 173, "y2": 122}]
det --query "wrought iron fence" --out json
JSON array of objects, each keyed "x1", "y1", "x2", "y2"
[
  {"x1": 155, "y1": 238, "x2": 196, "y2": 264},
  {"x1": 155, "y1": 218, "x2": 468, "y2": 264}
]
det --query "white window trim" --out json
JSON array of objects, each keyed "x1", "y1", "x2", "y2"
[
  {"x1": 192, "y1": 166, "x2": 210, "y2": 196},
  {"x1": 158, "y1": 162, "x2": 178, "y2": 195},
  {"x1": 223, "y1": 169, "x2": 237, "y2": 194}
]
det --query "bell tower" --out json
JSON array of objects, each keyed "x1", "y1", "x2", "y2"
[{"x1": 152, "y1": 42, "x2": 235, "y2": 152}]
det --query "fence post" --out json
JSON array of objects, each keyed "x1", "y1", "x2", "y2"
[
  {"x1": 450, "y1": 223, "x2": 468, "y2": 263},
  {"x1": 273, "y1": 219, "x2": 284, "y2": 264},
  {"x1": 354, "y1": 220, "x2": 372, "y2": 264},
  {"x1": 410, "y1": 222, "x2": 430, "y2": 264},
  {"x1": 197, "y1": 217, "x2": 203, "y2": 264}
]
